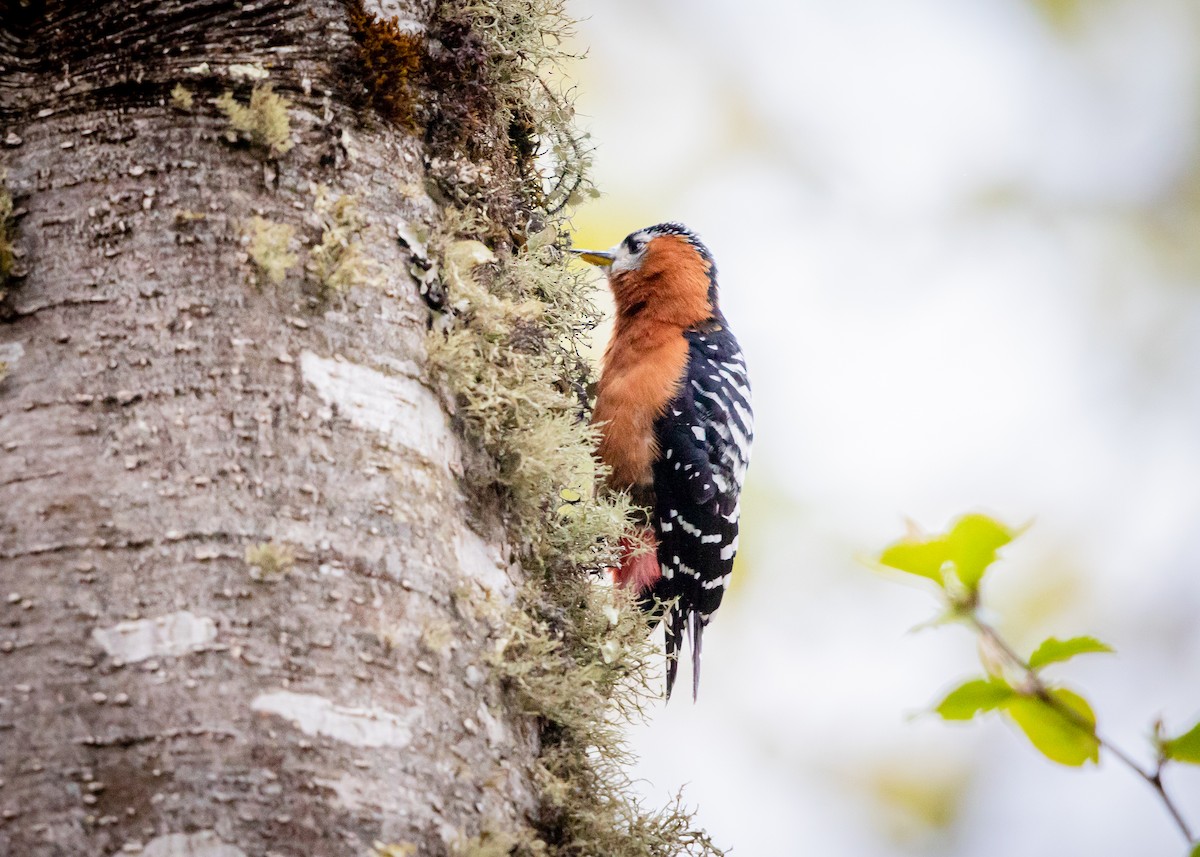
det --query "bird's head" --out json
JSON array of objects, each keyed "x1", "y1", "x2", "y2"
[{"x1": 573, "y1": 223, "x2": 719, "y2": 326}]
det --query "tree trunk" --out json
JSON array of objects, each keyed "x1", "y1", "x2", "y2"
[{"x1": 0, "y1": 2, "x2": 541, "y2": 854}]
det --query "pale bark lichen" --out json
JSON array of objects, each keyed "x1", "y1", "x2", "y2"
[
  {"x1": 170, "y1": 83, "x2": 195, "y2": 110},
  {"x1": 244, "y1": 216, "x2": 298, "y2": 285},
  {"x1": 306, "y1": 188, "x2": 379, "y2": 294},
  {"x1": 215, "y1": 82, "x2": 294, "y2": 157},
  {"x1": 245, "y1": 542, "x2": 295, "y2": 582}
]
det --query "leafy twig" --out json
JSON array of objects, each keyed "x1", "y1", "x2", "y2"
[
  {"x1": 873, "y1": 513, "x2": 1200, "y2": 850},
  {"x1": 967, "y1": 613, "x2": 1193, "y2": 843}
]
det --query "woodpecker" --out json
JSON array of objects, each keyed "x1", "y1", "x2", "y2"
[{"x1": 573, "y1": 223, "x2": 753, "y2": 701}]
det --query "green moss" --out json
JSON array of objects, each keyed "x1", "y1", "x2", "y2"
[
  {"x1": 244, "y1": 217, "x2": 297, "y2": 286},
  {"x1": 245, "y1": 541, "x2": 294, "y2": 582},
  {"x1": 215, "y1": 83, "x2": 294, "y2": 157},
  {"x1": 306, "y1": 187, "x2": 378, "y2": 295}
]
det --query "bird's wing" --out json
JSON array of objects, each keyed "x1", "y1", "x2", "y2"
[{"x1": 649, "y1": 322, "x2": 753, "y2": 698}]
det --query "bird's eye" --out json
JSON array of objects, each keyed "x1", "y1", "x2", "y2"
[{"x1": 625, "y1": 236, "x2": 644, "y2": 254}]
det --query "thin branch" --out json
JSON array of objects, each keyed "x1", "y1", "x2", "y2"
[{"x1": 967, "y1": 614, "x2": 1194, "y2": 844}]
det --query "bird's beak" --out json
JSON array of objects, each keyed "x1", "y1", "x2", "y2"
[{"x1": 570, "y1": 248, "x2": 615, "y2": 267}]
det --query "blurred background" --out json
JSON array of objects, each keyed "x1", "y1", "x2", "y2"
[{"x1": 560, "y1": 0, "x2": 1200, "y2": 855}]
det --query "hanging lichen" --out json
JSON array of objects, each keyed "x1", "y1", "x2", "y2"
[{"x1": 407, "y1": 1, "x2": 725, "y2": 854}]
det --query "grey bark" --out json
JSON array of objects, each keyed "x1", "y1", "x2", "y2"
[{"x1": 0, "y1": 2, "x2": 537, "y2": 854}]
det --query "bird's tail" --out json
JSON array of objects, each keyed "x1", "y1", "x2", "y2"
[
  {"x1": 664, "y1": 607, "x2": 687, "y2": 701},
  {"x1": 664, "y1": 609, "x2": 707, "y2": 702}
]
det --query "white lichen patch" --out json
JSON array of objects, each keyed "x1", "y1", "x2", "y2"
[
  {"x1": 300, "y1": 351, "x2": 461, "y2": 471},
  {"x1": 0, "y1": 341, "x2": 24, "y2": 369},
  {"x1": 92, "y1": 611, "x2": 217, "y2": 664},
  {"x1": 442, "y1": 239, "x2": 496, "y2": 295},
  {"x1": 362, "y1": 0, "x2": 427, "y2": 27},
  {"x1": 454, "y1": 528, "x2": 514, "y2": 599},
  {"x1": 252, "y1": 690, "x2": 415, "y2": 748},
  {"x1": 227, "y1": 63, "x2": 270, "y2": 81},
  {"x1": 476, "y1": 701, "x2": 508, "y2": 748},
  {"x1": 314, "y1": 773, "x2": 389, "y2": 813},
  {"x1": 136, "y1": 830, "x2": 246, "y2": 857}
]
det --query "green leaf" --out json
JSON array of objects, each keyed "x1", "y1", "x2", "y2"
[
  {"x1": 1028, "y1": 636, "x2": 1114, "y2": 670},
  {"x1": 1189, "y1": 841, "x2": 1200, "y2": 857},
  {"x1": 935, "y1": 678, "x2": 1015, "y2": 721},
  {"x1": 944, "y1": 513, "x2": 1014, "y2": 591},
  {"x1": 1163, "y1": 721, "x2": 1200, "y2": 764},
  {"x1": 878, "y1": 537, "x2": 950, "y2": 587},
  {"x1": 1006, "y1": 688, "x2": 1100, "y2": 766}
]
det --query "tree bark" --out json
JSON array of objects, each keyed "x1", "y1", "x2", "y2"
[{"x1": 0, "y1": 2, "x2": 538, "y2": 854}]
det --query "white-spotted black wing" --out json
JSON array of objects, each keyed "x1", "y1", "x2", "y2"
[{"x1": 647, "y1": 321, "x2": 753, "y2": 699}]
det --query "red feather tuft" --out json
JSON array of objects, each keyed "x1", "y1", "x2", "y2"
[{"x1": 612, "y1": 529, "x2": 661, "y2": 595}]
